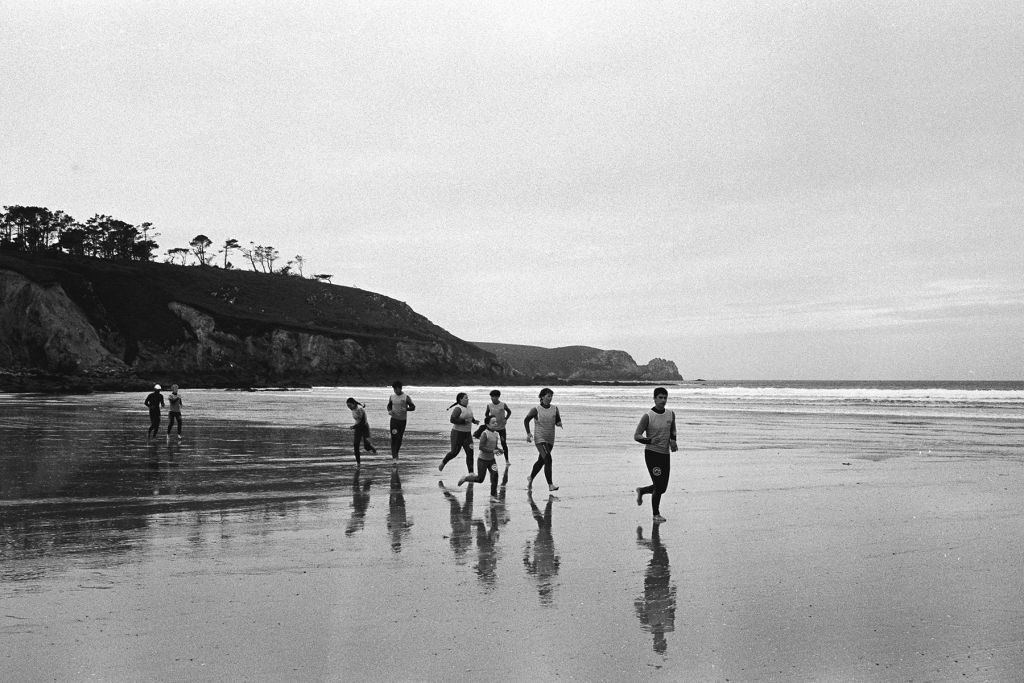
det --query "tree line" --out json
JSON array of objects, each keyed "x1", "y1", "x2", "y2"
[{"x1": 1, "y1": 205, "x2": 332, "y2": 282}]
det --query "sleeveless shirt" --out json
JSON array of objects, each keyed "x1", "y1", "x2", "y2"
[
  {"x1": 452, "y1": 405, "x2": 474, "y2": 433},
  {"x1": 390, "y1": 392, "x2": 410, "y2": 420},
  {"x1": 644, "y1": 409, "x2": 675, "y2": 454},
  {"x1": 533, "y1": 404, "x2": 558, "y2": 444},
  {"x1": 486, "y1": 401, "x2": 508, "y2": 429}
]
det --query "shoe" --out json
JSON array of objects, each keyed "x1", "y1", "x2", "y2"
[
  {"x1": 548, "y1": 484, "x2": 559, "y2": 492},
  {"x1": 457, "y1": 476, "x2": 467, "y2": 486},
  {"x1": 653, "y1": 514, "x2": 666, "y2": 523},
  {"x1": 438, "y1": 460, "x2": 445, "y2": 472},
  {"x1": 526, "y1": 476, "x2": 533, "y2": 490},
  {"x1": 636, "y1": 488, "x2": 643, "y2": 506}
]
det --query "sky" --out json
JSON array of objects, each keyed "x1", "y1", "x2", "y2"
[{"x1": 2, "y1": 1, "x2": 1022, "y2": 380}]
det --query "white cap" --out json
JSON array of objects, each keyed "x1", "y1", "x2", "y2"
[{"x1": 154, "y1": 384, "x2": 162, "y2": 390}]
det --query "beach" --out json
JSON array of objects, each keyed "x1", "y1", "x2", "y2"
[{"x1": 2, "y1": 384, "x2": 1023, "y2": 681}]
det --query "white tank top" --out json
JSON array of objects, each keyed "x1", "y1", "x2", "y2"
[
  {"x1": 391, "y1": 392, "x2": 409, "y2": 420},
  {"x1": 452, "y1": 405, "x2": 474, "y2": 433},
  {"x1": 486, "y1": 401, "x2": 508, "y2": 429},
  {"x1": 645, "y1": 409, "x2": 675, "y2": 454},
  {"x1": 534, "y1": 404, "x2": 558, "y2": 444}
]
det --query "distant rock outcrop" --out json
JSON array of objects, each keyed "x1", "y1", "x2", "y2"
[
  {"x1": 0, "y1": 252, "x2": 510, "y2": 390},
  {"x1": 473, "y1": 342, "x2": 682, "y2": 382}
]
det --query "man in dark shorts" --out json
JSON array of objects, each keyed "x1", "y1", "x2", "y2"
[{"x1": 144, "y1": 384, "x2": 164, "y2": 441}]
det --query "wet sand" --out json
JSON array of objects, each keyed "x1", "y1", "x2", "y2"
[{"x1": 3, "y1": 405, "x2": 1024, "y2": 681}]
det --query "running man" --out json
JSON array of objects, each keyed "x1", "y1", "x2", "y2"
[
  {"x1": 634, "y1": 387, "x2": 678, "y2": 523},
  {"x1": 386, "y1": 381, "x2": 416, "y2": 459},
  {"x1": 144, "y1": 384, "x2": 164, "y2": 441},
  {"x1": 524, "y1": 387, "x2": 562, "y2": 492},
  {"x1": 166, "y1": 384, "x2": 183, "y2": 443}
]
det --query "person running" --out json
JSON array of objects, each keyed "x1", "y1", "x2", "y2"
[
  {"x1": 634, "y1": 387, "x2": 678, "y2": 523},
  {"x1": 439, "y1": 392, "x2": 478, "y2": 473},
  {"x1": 475, "y1": 389, "x2": 512, "y2": 464},
  {"x1": 346, "y1": 397, "x2": 377, "y2": 464},
  {"x1": 524, "y1": 387, "x2": 562, "y2": 491},
  {"x1": 166, "y1": 384, "x2": 183, "y2": 443},
  {"x1": 458, "y1": 416, "x2": 505, "y2": 497},
  {"x1": 386, "y1": 381, "x2": 416, "y2": 459},
  {"x1": 144, "y1": 384, "x2": 164, "y2": 441}
]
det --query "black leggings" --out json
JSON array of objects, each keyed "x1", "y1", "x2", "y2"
[
  {"x1": 147, "y1": 410, "x2": 161, "y2": 438},
  {"x1": 441, "y1": 430, "x2": 474, "y2": 472},
  {"x1": 638, "y1": 450, "x2": 671, "y2": 515},
  {"x1": 352, "y1": 424, "x2": 375, "y2": 462},
  {"x1": 467, "y1": 458, "x2": 500, "y2": 495},
  {"x1": 166, "y1": 413, "x2": 182, "y2": 435},
  {"x1": 389, "y1": 417, "x2": 406, "y2": 457},
  {"x1": 529, "y1": 442, "x2": 554, "y2": 485}
]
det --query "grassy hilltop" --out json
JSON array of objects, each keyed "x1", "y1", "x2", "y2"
[{"x1": 0, "y1": 251, "x2": 507, "y2": 391}]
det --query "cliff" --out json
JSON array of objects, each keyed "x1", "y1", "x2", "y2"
[
  {"x1": 473, "y1": 342, "x2": 682, "y2": 382},
  {"x1": 0, "y1": 252, "x2": 509, "y2": 391}
]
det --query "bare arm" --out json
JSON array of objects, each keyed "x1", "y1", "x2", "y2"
[{"x1": 634, "y1": 413, "x2": 651, "y2": 444}]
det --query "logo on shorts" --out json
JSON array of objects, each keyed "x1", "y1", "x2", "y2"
[
  {"x1": 652, "y1": 467, "x2": 663, "y2": 477},
  {"x1": 490, "y1": 463, "x2": 499, "y2": 472},
  {"x1": 391, "y1": 428, "x2": 398, "y2": 435}
]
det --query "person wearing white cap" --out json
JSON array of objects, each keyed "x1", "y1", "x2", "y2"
[{"x1": 144, "y1": 384, "x2": 164, "y2": 441}]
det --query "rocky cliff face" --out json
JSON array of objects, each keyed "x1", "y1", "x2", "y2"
[
  {"x1": 473, "y1": 342, "x2": 683, "y2": 382},
  {"x1": 0, "y1": 271, "x2": 127, "y2": 375},
  {"x1": 0, "y1": 253, "x2": 510, "y2": 390}
]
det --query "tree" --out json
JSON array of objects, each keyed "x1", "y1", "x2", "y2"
[
  {"x1": 293, "y1": 254, "x2": 305, "y2": 277},
  {"x1": 189, "y1": 234, "x2": 213, "y2": 266},
  {"x1": 166, "y1": 247, "x2": 189, "y2": 265},
  {"x1": 0, "y1": 205, "x2": 74, "y2": 253},
  {"x1": 221, "y1": 238, "x2": 239, "y2": 268},
  {"x1": 241, "y1": 242, "x2": 260, "y2": 271}
]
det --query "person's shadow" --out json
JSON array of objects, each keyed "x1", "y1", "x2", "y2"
[
  {"x1": 387, "y1": 465, "x2": 413, "y2": 552},
  {"x1": 345, "y1": 470, "x2": 372, "y2": 537},
  {"x1": 635, "y1": 524, "x2": 677, "y2": 655},
  {"x1": 439, "y1": 480, "x2": 474, "y2": 564},
  {"x1": 523, "y1": 491, "x2": 560, "y2": 607}
]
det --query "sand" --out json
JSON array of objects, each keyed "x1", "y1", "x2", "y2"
[{"x1": 3, "y1": 426, "x2": 1023, "y2": 681}]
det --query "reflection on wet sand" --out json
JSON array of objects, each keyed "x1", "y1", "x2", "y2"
[
  {"x1": 386, "y1": 465, "x2": 413, "y2": 552},
  {"x1": 523, "y1": 491, "x2": 560, "y2": 606},
  {"x1": 438, "y1": 480, "x2": 509, "y2": 588},
  {"x1": 345, "y1": 470, "x2": 372, "y2": 537},
  {"x1": 635, "y1": 523, "x2": 676, "y2": 655},
  {"x1": 438, "y1": 480, "x2": 474, "y2": 564}
]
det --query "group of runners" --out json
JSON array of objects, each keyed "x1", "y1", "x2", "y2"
[
  {"x1": 349, "y1": 382, "x2": 678, "y2": 522},
  {"x1": 143, "y1": 384, "x2": 184, "y2": 444},
  {"x1": 143, "y1": 380, "x2": 677, "y2": 521}
]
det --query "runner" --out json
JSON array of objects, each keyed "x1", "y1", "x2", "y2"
[
  {"x1": 482, "y1": 389, "x2": 512, "y2": 464},
  {"x1": 634, "y1": 387, "x2": 678, "y2": 523},
  {"x1": 346, "y1": 397, "x2": 377, "y2": 464},
  {"x1": 523, "y1": 387, "x2": 562, "y2": 491},
  {"x1": 166, "y1": 384, "x2": 183, "y2": 443},
  {"x1": 458, "y1": 416, "x2": 504, "y2": 497},
  {"x1": 386, "y1": 380, "x2": 416, "y2": 459},
  {"x1": 144, "y1": 384, "x2": 164, "y2": 441},
  {"x1": 438, "y1": 392, "x2": 478, "y2": 473}
]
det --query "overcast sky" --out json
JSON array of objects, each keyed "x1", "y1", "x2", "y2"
[{"x1": 3, "y1": 1, "x2": 1022, "y2": 380}]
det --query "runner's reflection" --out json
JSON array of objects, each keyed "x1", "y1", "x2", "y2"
[
  {"x1": 523, "y1": 491, "x2": 560, "y2": 606},
  {"x1": 438, "y1": 480, "x2": 474, "y2": 564},
  {"x1": 345, "y1": 470, "x2": 372, "y2": 537},
  {"x1": 634, "y1": 524, "x2": 676, "y2": 654},
  {"x1": 387, "y1": 465, "x2": 413, "y2": 552}
]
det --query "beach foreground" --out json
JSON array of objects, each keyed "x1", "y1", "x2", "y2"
[{"x1": 2, "y1": 387, "x2": 1023, "y2": 681}]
